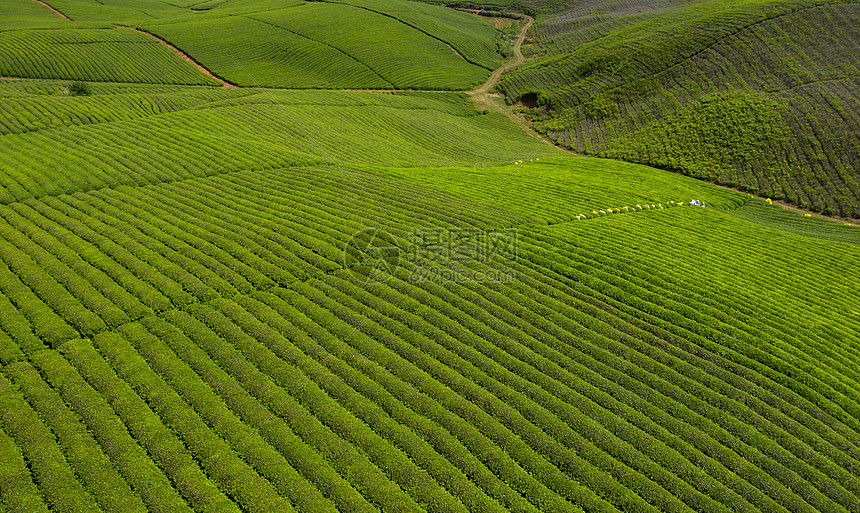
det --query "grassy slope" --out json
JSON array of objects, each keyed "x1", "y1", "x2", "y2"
[
  {"x1": 0, "y1": 84, "x2": 557, "y2": 204},
  {"x1": 0, "y1": 0, "x2": 217, "y2": 85},
  {"x1": 31, "y1": 0, "x2": 190, "y2": 22},
  {"x1": 498, "y1": 0, "x2": 860, "y2": 217},
  {"x1": 0, "y1": 0, "x2": 71, "y2": 30},
  {"x1": 324, "y1": 0, "x2": 503, "y2": 69}
]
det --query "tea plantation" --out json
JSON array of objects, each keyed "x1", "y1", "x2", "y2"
[
  {"x1": 0, "y1": 0, "x2": 858, "y2": 511},
  {"x1": 499, "y1": 0, "x2": 860, "y2": 217}
]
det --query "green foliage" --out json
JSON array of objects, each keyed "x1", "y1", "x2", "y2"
[
  {"x1": 0, "y1": 0, "x2": 69, "y2": 30},
  {"x1": 33, "y1": 0, "x2": 191, "y2": 23},
  {"x1": 5, "y1": 358, "x2": 149, "y2": 513},
  {"x1": 0, "y1": 28, "x2": 220, "y2": 85},
  {"x1": 67, "y1": 81, "x2": 91, "y2": 96},
  {"x1": 320, "y1": 0, "x2": 503, "y2": 69},
  {"x1": 0, "y1": 142, "x2": 858, "y2": 511},
  {"x1": 374, "y1": 155, "x2": 746, "y2": 224},
  {"x1": 0, "y1": 3, "x2": 858, "y2": 512},
  {"x1": 59, "y1": 339, "x2": 234, "y2": 512},
  {"x1": 0, "y1": 371, "x2": 100, "y2": 512},
  {"x1": 581, "y1": 91, "x2": 615, "y2": 120},
  {"x1": 0, "y1": 88, "x2": 556, "y2": 204},
  {"x1": 144, "y1": 1, "x2": 495, "y2": 90},
  {"x1": 500, "y1": 0, "x2": 860, "y2": 216},
  {"x1": 602, "y1": 91, "x2": 791, "y2": 181},
  {"x1": 0, "y1": 410, "x2": 49, "y2": 512},
  {"x1": 143, "y1": 313, "x2": 367, "y2": 513},
  {"x1": 89, "y1": 331, "x2": 296, "y2": 512},
  {"x1": 727, "y1": 198, "x2": 860, "y2": 245},
  {"x1": 115, "y1": 321, "x2": 339, "y2": 513}
]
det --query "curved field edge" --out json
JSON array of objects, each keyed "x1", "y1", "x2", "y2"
[
  {"x1": 0, "y1": 27, "x2": 221, "y2": 85},
  {"x1": 0, "y1": 87, "x2": 562, "y2": 204},
  {"x1": 0, "y1": 2, "x2": 858, "y2": 510},
  {"x1": 141, "y1": 1, "x2": 497, "y2": 90}
]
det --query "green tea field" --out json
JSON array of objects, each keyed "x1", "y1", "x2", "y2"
[
  {"x1": 0, "y1": 0, "x2": 858, "y2": 511},
  {"x1": 500, "y1": 0, "x2": 860, "y2": 217}
]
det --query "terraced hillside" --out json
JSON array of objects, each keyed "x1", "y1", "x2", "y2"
[
  {"x1": 1, "y1": 77, "x2": 859, "y2": 512},
  {"x1": 0, "y1": 28, "x2": 222, "y2": 85},
  {"x1": 499, "y1": 0, "x2": 860, "y2": 217},
  {"x1": 0, "y1": 0, "x2": 71, "y2": 29},
  {"x1": 1, "y1": 0, "x2": 859, "y2": 511},
  {"x1": 1, "y1": 0, "x2": 503, "y2": 89}
]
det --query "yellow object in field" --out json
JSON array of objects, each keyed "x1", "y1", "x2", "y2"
[
  {"x1": 805, "y1": 214, "x2": 812, "y2": 217},
  {"x1": 766, "y1": 198, "x2": 772, "y2": 204}
]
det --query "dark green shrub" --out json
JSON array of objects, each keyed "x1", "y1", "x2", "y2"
[{"x1": 68, "y1": 81, "x2": 91, "y2": 96}]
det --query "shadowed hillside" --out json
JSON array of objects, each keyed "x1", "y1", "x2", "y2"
[{"x1": 499, "y1": 0, "x2": 860, "y2": 217}]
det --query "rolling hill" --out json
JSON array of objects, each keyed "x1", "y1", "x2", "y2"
[
  {"x1": 0, "y1": 0, "x2": 858, "y2": 511},
  {"x1": 499, "y1": 0, "x2": 860, "y2": 217}
]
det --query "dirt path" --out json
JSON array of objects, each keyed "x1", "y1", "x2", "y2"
[
  {"x1": 770, "y1": 198, "x2": 860, "y2": 226},
  {"x1": 469, "y1": 15, "x2": 531, "y2": 98},
  {"x1": 467, "y1": 16, "x2": 578, "y2": 153},
  {"x1": 32, "y1": 0, "x2": 71, "y2": 20},
  {"x1": 7, "y1": 11, "x2": 854, "y2": 224},
  {"x1": 127, "y1": 27, "x2": 237, "y2": 88}
]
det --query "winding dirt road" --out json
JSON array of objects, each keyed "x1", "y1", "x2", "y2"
[
  {"x1": 470, "y1": 15, "x2": 532, "y2": 99},
  {"x1": 467, "y1": 16, "x2": 574, "y2": 151}
]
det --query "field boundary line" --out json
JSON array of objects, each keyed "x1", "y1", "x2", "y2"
[
  {"x1": 764, "y1": 75, "x2": 860, "y2": 94},
  {"x1": 244, "y1": 15, "x2": 396, "y2": 89},
  {"x1": 315, "y1": 0, "x2": 494, "y2": 70},
  {"x1": 30, "y1": 0, "x2": 71, "y2": 20},
  {"x1": 122, "y1": 26, "x2": 237, "y2": 88}
]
